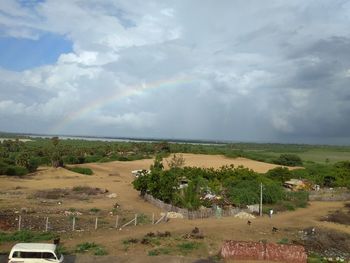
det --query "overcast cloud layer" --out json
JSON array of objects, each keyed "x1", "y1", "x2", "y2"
[{"x1": 0, "y1": 0, "x2": 350, "y2": 144}]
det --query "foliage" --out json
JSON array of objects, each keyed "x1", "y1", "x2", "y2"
[
  {"x1": 166, "y1": 153, "x2": 186, "y2": 169},
  {"x1": 266, "y1": 167, "x2": 292, "y2": 182},
  {"x1": 274, "y1": 154, "x2": 303, "y2": 166},
  {"x1": 67, "y1": 166, "x2": 93, "y2": 175},
  {"x1": 177, "y1": 241, "x2": 201, "y2": 255},
  {"x1": 0, "y1": 230, "x2": 55, "y2": 243},
  {"x1": 133, "y1": 160, "x2": 289, "y2": 209},
  {"x1": 75, "y1": 242, "x2": 108, "y2": 255},
  {"x1": 1, "y1": 135, "x2": 350, "y2": 192}
]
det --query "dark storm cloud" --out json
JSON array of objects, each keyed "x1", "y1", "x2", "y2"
[{"x1": 0, "y1": 0, "x2": 350, "y2": 144}]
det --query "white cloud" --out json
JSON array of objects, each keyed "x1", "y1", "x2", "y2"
[{"x1": 0, "y1": 0, "x2": 350, "y2": 143}]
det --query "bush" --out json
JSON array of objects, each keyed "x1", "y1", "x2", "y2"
[
  {"x1": 267, "y1": 167, "x2": 292, "y2": 182},
  {"x1": 67, "y1": 167, "x2": 93, "y2": 175},
  {"x1": 84, "y1": 155, "x2": 103, "y2": 163},
  {"x1": 274, "y1": 154, "x2": 302, "y2": 166},
  {"x1": 5, "y1": 165, "x2": 28, "y2": 176}
]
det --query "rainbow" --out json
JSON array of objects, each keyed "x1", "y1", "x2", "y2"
[{"x1": 49, "y1": 75, "x2": 194, "y2": 133}]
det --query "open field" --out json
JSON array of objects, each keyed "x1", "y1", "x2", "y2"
[
  {"x1": 0, "y1": 153, "x2": 349, "y2": 261},
  {"x1": 0, "y1": 154, "x2": 300, "y2": 213}
]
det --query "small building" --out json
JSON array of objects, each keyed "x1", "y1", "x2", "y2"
[
  {"x1": 284, "y1": 179, "x2": 308, "y2": 191},
  {"x1": 131, "y1": 169, "x2": 150, "y2": 177}
]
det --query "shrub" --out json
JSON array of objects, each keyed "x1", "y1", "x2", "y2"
[
  {"x1": 67, "y1": 166, "x2": 93, "y2": 175},
  {"x1": 5, "y1": 165, "x2": 28, "y2": 176},
  {"x1": 75, "y1": 242, "x2": 108, "y2": 255},
  {"x1": 274, "y1": 154, "x2": 302, "y2": 166},
  {"x1": 267, "y1": 167, "x2": 292, "y2": 182}
]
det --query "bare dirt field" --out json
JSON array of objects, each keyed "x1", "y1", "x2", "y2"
[{"x1": 0, "y1": 154, "x2": 348, "y2": 262}]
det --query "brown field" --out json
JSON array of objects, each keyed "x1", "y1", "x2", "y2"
[{"x1": 0, "y1": 153, "x2": 348, "y2": 262}]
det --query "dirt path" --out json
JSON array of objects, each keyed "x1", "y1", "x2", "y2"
[{"x1": 50, "y1": 201, "x2": 347, "y2": 259}]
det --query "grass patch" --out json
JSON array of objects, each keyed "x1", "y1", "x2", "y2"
[
  {"x1": 277, "y1": 238, "x2": 289, "y2": 244},
  {"x1": 177, "y1": 241, "x2": 201, "y2": 255},
  {"x1": 307, "y1": 252, "x2": 327, "y2": 263},
  {"x1": 75, "y1": 242, "x2": 107, "y2": 255},
  {"x1": 148, "y1": 247, "x2": 171, "y2": 256},
  {"x1": 0, "y1": 230, "x2": 55, "y2": 243},
  {"x1": 89, "y1": 208, "x2": 101, "y2": 213},
  {"x1": 67, "y1": 167, "x2": 93, "y2": 175},
  {"x1": 137, "y1": 213, "x2": 151, "y2": 225}
]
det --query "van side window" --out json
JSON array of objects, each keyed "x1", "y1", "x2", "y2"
[
  {"x1": 42, "y1": 252, "x2": 56, "y2": 259},
  {"x1": 21, "y1": 252, "x2": 42, "y2": 258}
]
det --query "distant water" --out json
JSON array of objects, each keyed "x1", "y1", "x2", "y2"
[{"x1": 26, "y1": 134, "x2": 225, "y2": 146}]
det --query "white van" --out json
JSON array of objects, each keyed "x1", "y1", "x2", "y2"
[{"x1": 8, "y1": 243, "x2": 64, "y2": 263}]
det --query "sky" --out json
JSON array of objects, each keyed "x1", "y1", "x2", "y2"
[{"x1": 0, "y1": 0, "x2": 350, "y2": 144}]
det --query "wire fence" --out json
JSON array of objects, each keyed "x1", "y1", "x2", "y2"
[
  {"x1": 143, "y1": 194, "x2": 244, "y2": 219},
  {"x1": 0, "y1": 211, "x2": 167, "y2": 232}
]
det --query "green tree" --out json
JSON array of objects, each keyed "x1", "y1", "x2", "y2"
[
  {"x1": 132, "y1": 170, "x2": 150, "y2": 196},
  {"x1": 266, "y1": 167, "x2": 292, "y2": 183},
  {"x1": 166, "y1": 154, "x2": 186, "y2": 169},
  {"x1": 274, "y1": 154, "x2": 302, "y2": 166}
]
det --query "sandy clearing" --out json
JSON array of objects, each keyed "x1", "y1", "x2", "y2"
[
  {"x1": 0, "y1": 154, "x2": 301, "y2": 214},
  {"x1": 163, "y1": 153, "x2": 302, "y2": 173}
]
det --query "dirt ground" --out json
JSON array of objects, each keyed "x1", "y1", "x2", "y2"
[
  {"x1": 0, "y1": 154, "x2": 348, "y2": 261},
  {"x1": 0, "y1": 154, "x2": 300, "y2": 214}
]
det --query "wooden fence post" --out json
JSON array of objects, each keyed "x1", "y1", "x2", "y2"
[
  {"x1": 134, "y1": 214, "x2": 137, "y2": 226},
  {"x1": 18, "y1": 215, "x2": 21, "y2": 231},
  {"x1": 95, "y1": 217, "x2": 98, "y2": 230},
  {"x1": 72, "y1": 217, "x2": 75, "y2": 231},
  {"x1": 45, "y1": 217, "x2": 49, "y2": 232},
  {"x1": 115, "y1": 215, "x2": 119, "y2": 229},
  {"x1": 152, "y1": 213, "x2": 155, "y2": 224}
]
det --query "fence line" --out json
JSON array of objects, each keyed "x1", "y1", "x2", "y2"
[
  {"x1": 143, "y1": 193, "x2": 243, "y2": 220},
  {"x1": 0, "y1": 212, "x2": 167, "y2": 232}
]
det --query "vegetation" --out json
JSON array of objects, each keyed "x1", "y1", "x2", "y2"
[
  {"x1": 0, "y1": 230, "x2": 55, "y2": 243},
  {"x1": 133, "y1": 156, "x2": 313, "y2": 210},
  {"x1": 1, "y1": 134, "x2": 349, "y2": 196},
  {"x1": 75, "y1": 242, "x2": 108, "y2": 255},
  {"x1": 67, "y1": 166, "x2": 93, "y2": 175},
  {"x1": 273, "y1": 154, "x2": 303, "y2": 166}
]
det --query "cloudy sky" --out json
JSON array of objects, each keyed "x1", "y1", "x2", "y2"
[{"x1": 0, "y1": 0, "x2": 350, "y2": 144}]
